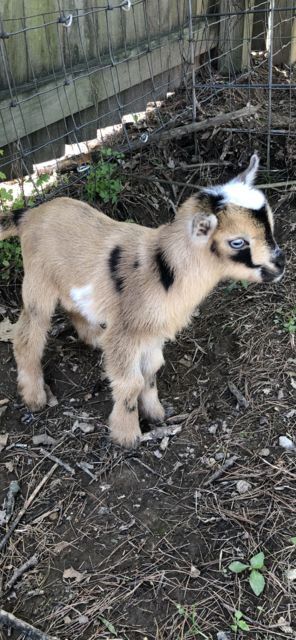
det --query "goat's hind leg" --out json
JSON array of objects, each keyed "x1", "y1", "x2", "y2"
[
  {"x1": 68, "y1": 311, "x2": 104, "y2": 349},
  {"x1": 13, "y1": 282, "x2": 57, "y2": 410}
]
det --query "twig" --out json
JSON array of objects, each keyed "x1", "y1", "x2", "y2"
[
  {"x1": 39, "y1": 448, "x2": 75, "y2": 475},
  {"x1": 0, "y1": 608, "x2": 58, "y2": 640},
  {"x1": 204, "y1": 455, "x2": 239, "y2": 486},
  {"x1": 5, "y1": 553, "x2": 38, "y2": 593},
  {"x1": 76, "y1": 461, "x2": 97, "y2": 481},
  {"x1": 141, "y1": 424, "x2": 183, "y2": 442},
  {"x1": 228, "y1": 381, "x2": 249, "y2": 408},
  {"x1": 0, "y1": 463, "x2": 58, "y2": 552},
  {"x1": 124, "y1": 105, "x2": 259, "y2": 150}
]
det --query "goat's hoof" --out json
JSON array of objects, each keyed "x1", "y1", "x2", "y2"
[
  {"x1": 110, "y1": 428, "x2": 142, "y2": 449},
  {"x1": 21, "y1": 389, "x2": 47, "y2": 412}
]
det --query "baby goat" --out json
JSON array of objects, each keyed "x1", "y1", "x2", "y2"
[{"x1": 0, "y1": 154, "x2": 285, "y2": 447}]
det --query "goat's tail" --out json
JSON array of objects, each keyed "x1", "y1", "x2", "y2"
[{"x1": 0, "y1": 214, "x2": 19, "y2": 240}]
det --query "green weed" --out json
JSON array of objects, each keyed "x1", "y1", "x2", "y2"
[
  {"x1": 231, "y1": 609, "x2": 250, "y2": 632},
  {"x1": 228, "y1": 551, "x2": 266, "y2": 596},
  {"x1": 175, "y1": 604, "x2": 209, "y2": 639},
  {"x1": 85, "y1": 148, "x2": 124, "y2": 204},
  {"x1": 274, "y1": 307, "x2": 296, "y2": 335}
]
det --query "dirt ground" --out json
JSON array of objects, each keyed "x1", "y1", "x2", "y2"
[{"x1": 0, "y1": 74, "x2": 296, "y2": 639}]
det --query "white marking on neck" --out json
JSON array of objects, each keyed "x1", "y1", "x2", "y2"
[
  {"x1": 204, "y1": 182, "x2": 265, "y2": 210},
  {"x1": 70, "y1": 284, "x2": 98, "y2": 325}
]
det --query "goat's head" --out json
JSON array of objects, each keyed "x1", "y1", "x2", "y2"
[{"x1": 179, "y1": 154, "x2": 285, "y2": 285}]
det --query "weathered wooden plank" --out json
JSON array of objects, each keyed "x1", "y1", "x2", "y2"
[
  {"x1": 251, "y1": 0, "x2": 268, "y2": 51},
  {"x1": 0, "y1": 21, "x2": 218, "y2": 148},
  {"x1": 218, "y1": 0, "x2": 245, "y2": 73},
  {"x1": 272, "y1": 0, "x2": 296, "y2": 65}
]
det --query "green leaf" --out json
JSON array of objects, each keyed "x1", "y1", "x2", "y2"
[
  {"x1": 234, "y1": 610, "x2": 243, "y2": 620},
  {"x1": 290, "y1": 537, "x2": 296, "y2": 545},
  {"x1": 228, "y1": 561, "x2": 249, "y2": 573},
  {"x1": 249, "y1": 569, "x2": 265, "y2": 596},
  {"x1": 238, "y1": 619, "x2": 250, "y2": 631},
  {"x1": 100, "y1": 617, "x2": 116, "y2": 635},
  {"x1": 230, "y1": 625, "x2": 238, "y2": 632},
  {"x1": 250, "y1": 552, "x2": 265, "y2": 570}
]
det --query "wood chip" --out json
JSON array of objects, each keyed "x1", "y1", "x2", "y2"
[
  {"x1": 141, "y1": 424, "x2": 182, "y2": 442},
  {"x1": 33, "y1": 434, "x2": 58, "y2": 446},
  {"x1": 0, "y1": 433, "x2": 8, "y2": 452},
  {"x1": 0, "y1": 318, "x2": 15, "y2": 342},
  {"x1": 228, "y1": 382, "x2": 249, "y2": 409},
  {"x1": 63, "y1": 567, "x2": 86, "y2": 583}
]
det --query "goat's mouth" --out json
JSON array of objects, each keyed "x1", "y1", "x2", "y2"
[{"x1": 261, "y1": 266, "x2": 285, "y2": 283}]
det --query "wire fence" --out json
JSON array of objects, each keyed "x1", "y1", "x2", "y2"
[{"x1": 0, "y1": 0, "x2": 295, "y2": 203}]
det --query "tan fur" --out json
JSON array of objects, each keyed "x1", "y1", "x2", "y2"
[{"x1": 0, "y1": 178, "x2": 283, "y2": 447}]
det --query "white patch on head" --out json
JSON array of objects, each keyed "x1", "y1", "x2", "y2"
[
  {"x1": 204, "y1": 182, "x2": 266, "y2": 211},
  {"x1": 70, "y1": 284, "x2": 98, "y2": 325}
]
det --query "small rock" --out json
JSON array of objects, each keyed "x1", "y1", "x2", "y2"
[
  {"x1": 217, "y1": 633, "x2": 231, "y2": 640},
  {"x1": 259, "y1": 447, "x2": 270, "y2": 456},
  {"x1": 259, "y1": 416, "x2": 269, "y2": 426},
  {"x1": 154, "y1": 449, "x2": 162, "y2": 459},
  {"x1": 190, "y1": 564, "x2": 201, "y2": 578},
  {"x1": 286, "y1": 568, "x2": 296, "y2": 581},
  {"x1": 208, "y1": 423, "x2": 218, "y2": 435},
  {"x1": 0, "y1": 433, "x2": 8, "y2": 452},
  {"x1": 279, "y1": 435, "x2": 296, "y2": 451},
  {"x1": 32, "y1": 433, "x2": 58, "y2": 446},
  {"x1": 236, "y1": 480, "x2": 251, "y2": 494},
  {"x1": 64, "y1": 616, "x2": 72, "y2": 625},
  {"x1": 78, "y1": 615, "x2": 89, "y2": 625},
  {"x1": 277, "y1": 617, "x2": 293, "y2": 634},
  {"x1": 278, "y1": 388, "x2": 284, "y2": 400},
  {"x1": 0, "y1": 405, "x2": 7, "y2": 419},
  {"x1": 215, "y1": 452, "x2": 225, "y2": 461}
]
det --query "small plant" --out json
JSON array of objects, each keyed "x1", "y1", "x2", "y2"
[
  {"x1": 228, "y1": 551, "x2": 266, "y2": 596},
  {"x1": 85, "y1": 148, "x2": 124, "y2": 205},
  {"x1": 175, "y1": 604, "x2": 209, "y2": 639},
  {"x1": 274, "y1": 306, "x2": 296, "y2": 335},
  {"x1": 0, "y1": 239, "x2": 22, "y2": 280},
  {"x1": 225, "y1": 279, "x2": 249, "y2": 293},
  {"x1": 97, "y1": 616, "x2": 117, "y2": 636},
  {"x1": 231, "y1": 609, "x2": 250, "y2": 632}
]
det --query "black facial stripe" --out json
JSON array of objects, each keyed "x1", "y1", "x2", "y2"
[
  {"x1": 155, "y1": 250, "x2": 175, "y2": 291},
  {"x1": 231, "y1": 247, "x2": 259, "y2": 269},
  {"x1": 109, "y1": 245, "x2": 124, "y2": 293},
  {"x1": 251, "y1": 205, "x2": 275, "y2": 247}
]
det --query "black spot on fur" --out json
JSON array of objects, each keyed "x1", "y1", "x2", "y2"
[
  {"x1": 149, "y1": 377, "x2": 156, "y2": 389},
  {"x1": 109, "y1": 245, "x2": 124, "y2": 293},
  {"x1": 124, "y1": 399, "x2": 137, "y2": 413},
  {"x1": 251, "y1": 205, "x2": 275, "y2": 247},
  {"x1": 100, "y1": 322, "x2": 107, "y2": 330},
  {"x1": 13, "y1": 208, "x2": 27, "y2": 226},
  {"x1": 133, "y1": 259, "x2": 140, "y2": 269},
  {"x1": 155, "y1": 250, "x2": 175, "y2": 291},
  {"x1": 231, "y1": 247, "x2": 259, "y2": 269}
]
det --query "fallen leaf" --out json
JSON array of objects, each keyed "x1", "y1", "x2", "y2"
[
  {"x1": 63, "y1": 567, "x2": 86, "y2": 583},
  {"x1": 277, "y1": 617, "x2": 293, "y2": 634},
  {"x1": 54, "y1": 541, "x2": 71, "y2": 554},
  {"x1": 0, "y1": 398, "x2": 9, "y2": 406},
  {"x1": 0, "y1": 433, "x2": 8, "y2": 452},
  {"x1": 73, "y1": 420, "x2": 95, "y2": 434},
  {"x1": 236, "y1": 480, "x2": 251, "y2": 494},
  {"x1": 4, "y1": 461, "x2": 14, "y2": 473},
  {"x1": 0, "y1": 318, "x2": 15, "y2": 342}
]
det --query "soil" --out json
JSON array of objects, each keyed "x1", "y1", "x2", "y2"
[{"x1": 0, "y1": 72, "x2": 296, "y2": 640}]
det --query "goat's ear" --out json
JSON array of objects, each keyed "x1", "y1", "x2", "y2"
[
  {"x1": 233, "y1": 153, "x2": 260, "y2": 186},
  {"x1": 191, "y1": 212, "x2": 217, "y2": 242}
]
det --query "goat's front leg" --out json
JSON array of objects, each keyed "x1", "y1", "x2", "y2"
[
  {"x1": 139, "y1": 342, "x2": 165, "y2": 423},
  {"x1": 104, "y1": 341, "x2": 144, "y2": 447}
]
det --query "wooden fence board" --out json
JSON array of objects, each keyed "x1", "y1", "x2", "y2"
[{"x1": 0, "y1": 20, "x2": 218, "y2": 148}]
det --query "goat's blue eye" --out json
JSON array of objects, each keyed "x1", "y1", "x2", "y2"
[{"x1": 229, "y1": 238, "x2": 247, "y2": 250}]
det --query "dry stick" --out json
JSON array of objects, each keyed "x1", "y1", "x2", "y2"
[
  {"x1": 39, "y1": 448, "x2": 75, "y2": 476},
  {"x1": 204, "y1": 455, "x2": 239, "y2": 487},
  {"x1": 0, "y1": 463, "x2": 58, "y2": 552},
  {"x1": 0, "y1": 609, "x2": 59, "y2": 640},
  {"x1": 5, "y1": 553, "x2": 38, "y2": 593}
]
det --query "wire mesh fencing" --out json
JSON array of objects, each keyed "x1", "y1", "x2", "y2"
[{"x1": 0, "y1": 0, "x2": 295, "y2": 205}]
